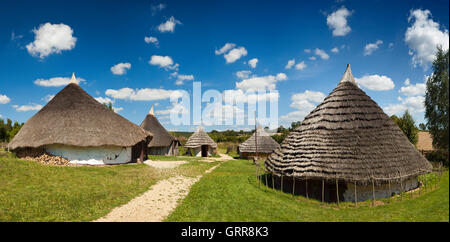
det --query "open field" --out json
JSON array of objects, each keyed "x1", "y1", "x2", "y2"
[
  {"x1": 0, "y1": 153, "x2": 217, "y2": 222},
  {"x1": 166, "y1": 159, "x2": 449, "y2": 222}
]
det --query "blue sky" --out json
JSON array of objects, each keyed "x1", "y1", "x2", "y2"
[{"x1": 0, "y1": 0, "x2": 449, "y2": 131}]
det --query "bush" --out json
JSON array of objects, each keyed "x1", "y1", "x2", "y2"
[{"x1": 425, "y1": 149, "x2": 449, "y2": 167}]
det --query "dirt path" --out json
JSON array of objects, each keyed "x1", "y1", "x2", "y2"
[{"x1": 94, "y1": 154, "x2": 230, "y2": 222}]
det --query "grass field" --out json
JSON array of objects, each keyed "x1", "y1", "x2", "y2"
[
  {"x1": 0, "y1": 153, "x2": 217, "y2": 222},
  {"x1": 166, "y1": 159, "x2": 449, "y2": 222}
]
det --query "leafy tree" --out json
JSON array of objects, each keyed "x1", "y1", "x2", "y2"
[
  {"x1": 390, "y1": 110, "x2": 419, "y2": 145},
  {"x1": 103, "y1": 102, "x2": 114, "y2": 111},
  {"x1": 425, "y1": 46, "x2": 449, "y2": 150},
  {"x1": 0, "y1": 118, "x2": 24, "y2": 142},
  {"x1": 419, "y1": 123, "x2": 426, "y2": 131}
]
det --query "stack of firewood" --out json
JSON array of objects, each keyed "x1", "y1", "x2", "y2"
[{"x1": 16, "y1": 148, "x2": 70, "y2": 166}]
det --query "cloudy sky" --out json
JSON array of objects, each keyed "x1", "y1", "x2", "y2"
[{"x1": 0, "y1": 0, "x2": 448, "y2": 131}]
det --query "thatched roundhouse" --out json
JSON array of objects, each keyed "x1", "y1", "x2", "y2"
[
  {"x1": 184, "y1": 126, "x2": 217, "y2": 157},
  {"x1": 238, "y1": 126, "x2": 280, "y2": 159},
  {"x1": 265, "y1": 65, "x2": 432, "y2": 202},
  {"x1": 8, "y1": 74, "x2": 152, "y2": 165},
  {"x1": 140, "y1": 105, "x2": 180, "y2": 155}
]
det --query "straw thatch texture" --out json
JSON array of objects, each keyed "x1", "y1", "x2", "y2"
[
  {"x1": 184, "y1": 126, "x2": 217, "y2": 148},
  {"x1": 8, "y1": 83, "x2": 152, "y2": 149},
  {"x1": 140, "y1": 113, "x2": 179, "y2": 148},
  {"x1": 416, "y1": 131, "x2": 435, "y2": 151},
  {"x1": 265, "y1": 65, "x2": 432, "y2": 185},
  {"x1": 239, "y1": 127, "x2": 279, "y2": 153}
]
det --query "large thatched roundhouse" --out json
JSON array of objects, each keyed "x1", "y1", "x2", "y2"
[
  {"x1": 184, "y1": 126, "x2": 217, "y2": 157},
  {"x1": 8, "y1": 74, "x2": 152, "y2": 165},
  {"x1": 265, "y1": 65, "x2": 432, "y2": 202},
  {"x1": 238, "y1": 126, "x2": 280, "y2": 159},
  {"x1": 140, "y1": 105, "x2": 180, "y2": 155}
]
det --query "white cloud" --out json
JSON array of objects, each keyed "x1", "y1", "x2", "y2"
[
  {"x1": 113, "y1": 107, "x2": 124, "y2": 113},
  {"x1": 326, "y1": 6, "x2": 352, "y2": 36},
  {"x1": 236, "y1": 70, "x2": 252, "y2": 79},
  {"x1": 388, "y1": 42, "x2": 394, "y2": 48},
  {"x1": 355, "y1": 74, "x2": 395, "y2": 91},
  {"x1": 0, "y1": 94, "x2": 10, "y2": 104},
  {"x1": 95, "y1": 97, "x2": 114, "y2": 104},
  {"x1": 331, "y1": 47, "x2": 339, "y2": 53},
  {"x1": 42, "y1": 94, "x2": 55, "y2": 102},
  {"x1": 110, "y1": 62, "x2": 131, "y2": 75},
  {"x1": 363, "y1": 40, "x2": 383, "y2": 56},
  {"x1": 105, "y1": 87, "x2": 183, "y2": 101},
  {"x1": 384, "y1": 96, "x2": 425, "y2": 116},
  {"x1": 151, "y1": 3, "x2": 166, "y2": 15},
  {"x1": 26, "y1": 23, "x2": 77, "y2": 59},
  {"x1": 149, "y1": 55, "x2": 179, "y2": 70},
  {"x1": 304, "y1": 49, "x2": 311, "y2": 53},
  {"x1": 157, "y1": 16, "x2": 181, "y2": 33},
  {"x1": 235, "y1": 73, "x2": 287, "y2": 91},
  {"x1": 12, "y1": 104, "x2": 43, "y2": 112},
  {"x1": 405, "y1": 9, "x2": 449, "y2": 69},
  {"x1": 174, "y1": 74, "x2": 194, "y2": 85},
  {"x1": 314, "y1": 48, "x2": 330, "y2": 60},
  {"x1": 34, "y1": 76, "x2": 86, "y2": 87},
  {"x1": 144, "y1": 36, "x2": 159, "y2": 46},
  {"x1": 295, "y1": 61, "x2": 307, "y2": 70},
  {"x1": 248, "y1": 58, "x2": 258, "y2": 68},
  {"x1": 280, "y1": 90, "x2": 325, "y2": 124},
  {"x1": 285, "y1": 59, "x2": 295, "y2": 69},
  {"x1": 215, "y1": 43, "x2": 236, "y2": 55},
  {"x1": 399, "y1": 79, "x2": 426, "y2": 96},
  {"x1": 222, "y1": 89, "x2": 279, "y2": 104},
  {"x1": 308, "y1": 56, "x2": 316, "y2": 61},
  {"x1": 224, "y1": 47, "x2": 248, "y2": 63}
]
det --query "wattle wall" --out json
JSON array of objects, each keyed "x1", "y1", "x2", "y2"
[{"x1": 45, "y1": 144, "x2": 132, "y2": 165}]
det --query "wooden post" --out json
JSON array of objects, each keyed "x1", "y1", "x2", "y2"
[
  {"x1": 292, "y1": 176, "x2": 295, "y2": 196},
  {"x1": 305, "y1": 177, "x2": 309, "y2": 199},
  {"x1": 255, "y1": 159, "x2": 258, "y2": 186},
  {"x1": 400, "y1": 171, "x2": 403, "y2": 201},
  {"x1": 265, "y1": 170, "x2": 268, "y2": 189},
  {"x1": 335, "y1": 174, "x2": 339, "y2": 206},
  {"x1": 322, "y1": 178, "x2": 324, "y2": 203},
  {"x1": 418, "y1": 175, "x2": 421, "y2": 196},
  {"x1": 281, "y1": 171, "x2": 284, "y2": 193},
  {"x1": 272, "y1": 172, "x2": 275, "y2": 190},
  {"x1": 388, "y1": 174, "x2": 392, "y2": 200},
  {"x1": 354, "y1": 180, "x2": 357, "y2": 207},
  {"x1": 371, "y1": 176, "x2": 375, "y2": 207},
  {"x1": 410, "y1": 177, "x2": 413, "y2": 199}
]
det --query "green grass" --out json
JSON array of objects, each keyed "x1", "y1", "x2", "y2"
[
  {"x1": 0, "y1": 153, "x2": 217, "y2": 222},
  {"x1": 166, "y1": 159, "x2": 449, "y2": 222}
]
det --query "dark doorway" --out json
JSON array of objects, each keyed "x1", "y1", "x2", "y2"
[{"x1": 201, "y1": 145, "x2": 208, "y2": 157}]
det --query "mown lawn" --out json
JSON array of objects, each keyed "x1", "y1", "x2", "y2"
[
  {"x1": 166, "y1": 159, "x2": 449, "y2": 222},
  {"x1": 0, "y1": 153, "x2": 217, "y2": 222}
]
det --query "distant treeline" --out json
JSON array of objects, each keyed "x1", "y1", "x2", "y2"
[{"x1": 0, "y1": 118, "x2": 24, "y2": 142}]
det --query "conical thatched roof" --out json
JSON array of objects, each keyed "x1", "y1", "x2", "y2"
[
  {"x1": 140, "y1": 106, "x2": 179, "y2": 147},
  {"x1": 184, "y1": 126, "x2": 217, "y2": 148},
  {"x1": 239, "y1": 126, "x2": 279, "y2": 153},
  {"x1": 266, "y1": 65, "x2": 432, "y2": 185},
  {"x1": 8, "y1": 80, "x2": 152, "y2": 150}
]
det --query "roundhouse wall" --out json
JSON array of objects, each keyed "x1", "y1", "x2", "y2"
[
  {"x1": 45, "y1": 144, "x2": 132, "y2": 165},
  {"x1": 342, "y1": 176, "x2": 418, "y2": 202}
]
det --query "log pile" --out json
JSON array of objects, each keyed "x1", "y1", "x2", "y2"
[{"x1": 16, "y1": 148, "x2": 70, "y2": 166}]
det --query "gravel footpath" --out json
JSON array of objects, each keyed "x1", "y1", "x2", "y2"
[{"x1": 94, "y1": 154, "x2": 230, "y2": 222}]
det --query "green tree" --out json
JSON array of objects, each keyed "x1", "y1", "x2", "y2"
[
  {"x1": 103, "y1": 102, "x2": 114, "y2": 111},
  {"x1": 419, "y1": 123, "x2": 426, "y2": 131},
  {"x1": 390, "y1": 110, "x2": 419, "y2": 145},
  {"x1": 425, "y1": 46, "x2": 449, "y2": 150}
]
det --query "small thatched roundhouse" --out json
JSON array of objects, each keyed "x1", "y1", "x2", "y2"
[
  {"x1": 8, "y1": 74, "x2": 152, "y2": 165},
  {"x1": 140, "y1": 105, "x2": 180, "y2": 155},
  {"x1": 238, "y1": 126, "x2": 280, "y2": 159},
  {"x1": 265, "y1": 65, "x2": 432, "y2": 202},
  {"x1": 184, "y1": 126, "x2": 217, "y2": 157}
]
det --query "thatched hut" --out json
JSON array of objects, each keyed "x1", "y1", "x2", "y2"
[
  {"x1": 8, "y1": 74, "x2": 152, "y2": 165},
  {"x1": 265, "y1": 65, "x2": 432, "y2": 202},
  {"x1": 238, "y1": 126, "x2": 280, "y2": 159},
  {"x1": 140, "y1": 105, "x2": 180, "y2": 155},
  {"x1": 184, "y1": 126, "x2": 217, "y2": 157}
]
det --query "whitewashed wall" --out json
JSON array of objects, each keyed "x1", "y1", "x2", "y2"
[
  {"x1": 45, "y1": 144, "x2": 132, "y2": 165},
  {"x1": 342, "y1": 176, "x2": 418, "y2": 202}
]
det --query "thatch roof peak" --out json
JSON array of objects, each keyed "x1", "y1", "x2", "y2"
[
  {"x1": 148, "y1": 105, "x2": 154, "y2": 115},
  {"x1": 185, "y1": 125, "x2": 217, "y2": 148},
  {"x1": 265, "y1": 65, "x2": 432, "y2": 185},
  {"x1": 69, "y1": 72, "x2": 78, "y2": 84},
  {"x1": 239, "y1": 127, "x2": 279, "y2": 153},
  {"x1": 140, "y1": 110, "x2": 178, "y2": 148},
  {"x1": 8, "y1": 83, "x2": 152, "y2": 149},
  {"x1": 339, "y1": 64, "x2": 356, "y2": 84}
]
